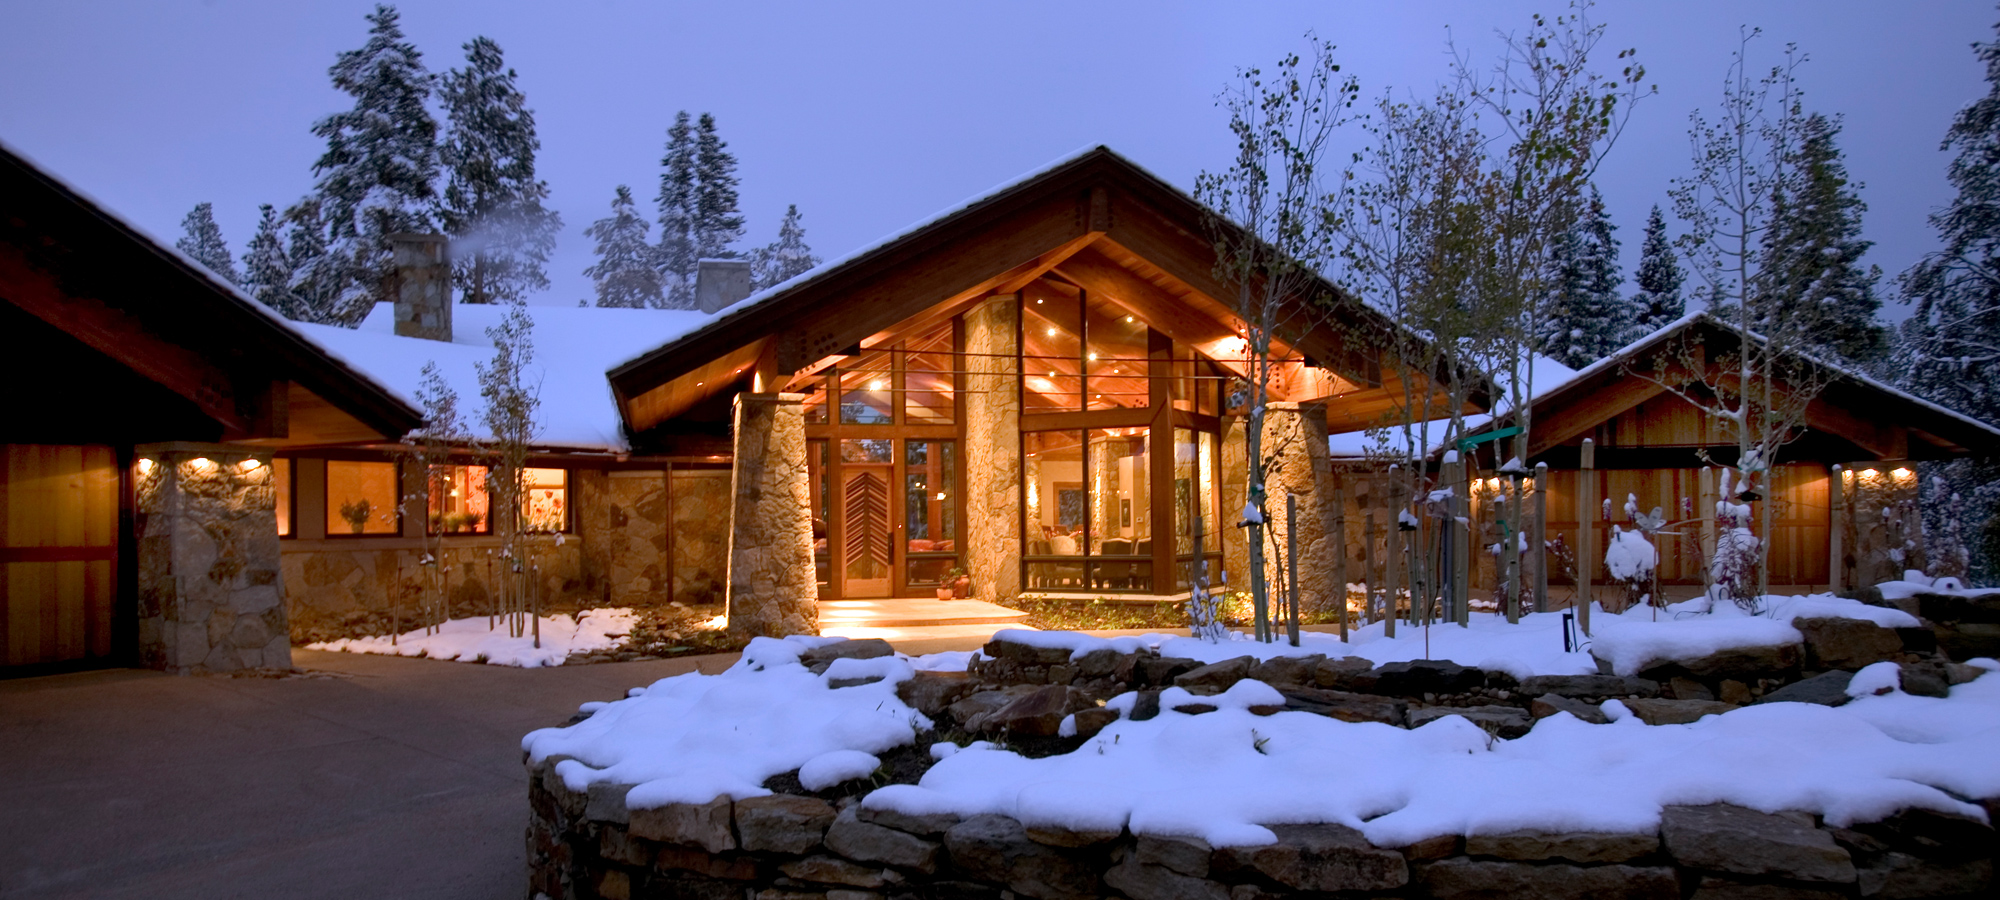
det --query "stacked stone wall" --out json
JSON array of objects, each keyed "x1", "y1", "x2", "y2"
[
  {"x1": 135, "y1": 443, "x2": 293, "y2": 672},
  {"x1": 281, "y1": 540, "x2": 595, "y2": 643}
]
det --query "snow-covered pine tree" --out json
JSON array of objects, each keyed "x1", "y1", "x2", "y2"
[
  {"x1": 282, "y1": 198, "x2": 354, "y2": 325},
  {"x1": 693, "y1": 113, "x2": 745, "y2": 263},
  {"x1": 1630, "y1": 205, "x2": 1684, "y2": 337},
  {"x1": 241, "y1": 204, "x2": 303, "y2": 318},
  {"x1": 751, "y1": 204, "x2": 820, "y2": 291},
  {"x1": 1535, "y1": 186, "x2": 1627, "y2": 370},
  {"x1": 1903, "y1": 15, "x2": 2000, "y2": 583},
  {"x1": 654, "y1": 112, "x2": 698, "y2": 308},
  {"x1": 1757, "y1": 112, "x2": 1887, "y2": 364},
  {"x1": 584, "y1": 185, "x2": 663, "y2": 309},
  {"x1": 438, "y1": 36, "x2": 561, "y2": 305},
  {"x1": 307, "y1": 3, "x2": 440, "y2": 325},
  {"x1": 175, "y1": 202, "x2": 239, "y2": 284}
]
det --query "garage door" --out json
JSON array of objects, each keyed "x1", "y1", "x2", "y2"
[{"x1": 2, "y1": 444, "x2": 117, "y2": 667}]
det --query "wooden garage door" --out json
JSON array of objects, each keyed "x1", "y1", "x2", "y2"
[{"x1": 1, "y1": 444, "x2": 117, "y2": 667}]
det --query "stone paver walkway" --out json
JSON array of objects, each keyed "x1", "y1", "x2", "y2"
[{"x1": 0, "y1": 649, "x2": 737, "y2": 900}]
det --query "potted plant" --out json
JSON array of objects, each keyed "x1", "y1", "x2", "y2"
[
  {"x1": 934, "y1": 583, "x2": 954, "y2": 600},
  {"x1": 339, "y1": 498, "x2": 372, "y2": 535},
  {"x1": 945, "y1": 566, "x2": 971, "y2": 599}
]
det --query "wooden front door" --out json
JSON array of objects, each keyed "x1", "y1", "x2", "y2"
[
  {"x1": 1, "y1": 444, "x2": 118, "y2": 667},
  {"x1": 840, "y1": 464, "x2": 893, "y2": 598}
]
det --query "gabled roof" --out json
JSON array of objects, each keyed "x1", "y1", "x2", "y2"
[
  {"x1": 0, "y1": 142, "x2": 421, "y2": 442},
  {"x1": 608, "y1": 146, "x2": 1467, "y2": 435},
  {"x1": 1482, "y1": 312, "x2": 2000, "y2": 461}
]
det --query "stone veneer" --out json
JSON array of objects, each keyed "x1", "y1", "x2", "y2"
[
  {"x1": 725, "y1": 392, "x2": 818, "y2": 638},
  {"x1": 135, "y1": 442, "x2": 293, "y2": 672},
  {"x1": 1261, "y1": 401, "x2": 1338, "y2": 615},
  {"x1": 962, "y1": 294, "x2": 1022, "y2": 605},
  {"x1": 1220, "y1": 417, "x2": 1249, "y2": 594}
]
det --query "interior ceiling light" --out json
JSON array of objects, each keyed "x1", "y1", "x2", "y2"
[{"x1": 1047, "y1": 327, "x2": 1058, "y2": 336}]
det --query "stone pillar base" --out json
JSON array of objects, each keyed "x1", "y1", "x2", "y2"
[
  {"x1": 1260, "y1": 402, "x2": 1337, "y2": 614},
  {"x1": 725, "y1": 393, "x2": 818, "y2": 638},
  {"x1": 963, "y1": 295, "x2": 1022, "y2": 604},
  {"x1": 134, "y1": 442, "x2": 291, "y2": 672}
]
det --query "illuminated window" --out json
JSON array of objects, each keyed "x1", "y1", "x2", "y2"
[
  {"x1": 326, "y1": 460, "x2": 401, "y2": 536},
  {"x1": 427, "y1": 465, "x2": 491, "y2": 534},
  {"x1": 273, "y1": 458, "x2": 292, "y2": 537},
  {"x1": 903, "y1": 323, "x2": 956, "y2": 425},
  {"x1": 521, "y1": 467, "x2": 569, "y2": 532},
  {"x1": 838, "y1": 350, "x2": 894, "y2": 425}
]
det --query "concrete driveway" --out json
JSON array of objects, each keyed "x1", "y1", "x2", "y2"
[{"x1": 0, "y1": 649, "x2": 740, "y2": 900}]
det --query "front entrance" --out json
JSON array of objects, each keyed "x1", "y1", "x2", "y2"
[
  {"x1": 812, "y1": 437, "x2": 961, "y2": 600},
  {"x1": 2, "y1": 444, "x2": 119, "y2": 668}
]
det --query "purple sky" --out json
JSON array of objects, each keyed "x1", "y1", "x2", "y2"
[{"x1": 3, "y1": 1, "x2": 1992, "y2": 320}]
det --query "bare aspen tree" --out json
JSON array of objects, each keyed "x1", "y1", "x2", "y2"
[
  {"x1": 477, "y1": 304, "x2": 542, "y2": 640},
  {"x1": 404, "y1": 362, "x2": 466, "y2": 640},
  {"x1": 1196, "y1": 36, "x2": 1358, "y2": 642}
]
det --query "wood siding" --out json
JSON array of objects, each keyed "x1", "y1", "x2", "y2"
[
  {"x1": 1539, "y1": 463, "x2": 1829, "y2": 587},
  {"x1": 1, "y1": 444, "x2": 117, "y2": 666}
]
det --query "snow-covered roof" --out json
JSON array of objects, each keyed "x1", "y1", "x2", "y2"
[
  {"x1": 1326, "y1": 354, "x2": 1578, "y2": 460},
  {"x1": 296, "y1": 302, "x2": 716, "y2": 452}
]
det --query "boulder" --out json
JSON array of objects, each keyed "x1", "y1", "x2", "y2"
[
  {"x1": 1795, "y1": 617, "x2": 1904, "y2": 670},
  {"x1": 977, "y1": 684, "x2": 1087, "y2": 736},
  {"x1": 1530, "y1": 693, "x2": 1610, "y2": 724},
  {"x1": 1141, "y1": 657, "x2": 1202, "y2": 686},
  {"x1": 1247, "y1": 654, "x2": 1324, "y2": 686},
  {"x1": 1128, "y1": 690, "x2": 1163, "y2": 721},
  {"x1": 1719, "y1": 679, "x2": 1754, "y2": 705},
  {"x1": 1135, "y1": 834, "x2": 1214, "y2": 877},
  {"x1": 1897, "y1": 661, "x2": 1951, "y2": 699},
  {"x1": 1213, "y1": 823, "x2": 1408, "y2": 892},
  {"x1": 1518, "y1": 674, "x2": 1660, "y2": 699},
  {"x1": 656, "y1": 844, "x2": 758, "y2": 880},
  {"x1": 854, "y1": 805, "x2": 960, "y2": 838},
  {"x1": 943, "y1": 814, "x2": 1101, "y2": 900},
  {"x1": 1103, "y1": 854, "x2": 1230, "y2": 900},
  {"x1": 1371, "y1": 660, "x2": 1487, "y2": 697},
  {"x1": 628, "y1": 796, "x2": 735, "y2": 853},
  {"x1": 1671, "y1": 676, "x2": 1718, "y2": 701},
  {"x1": 1686, "y1": 874, "x2": 1846, "y2": 899},
  {"x1": 1406, "y1": 705, "x2": 1533, "y2": 738},
  {"x1": 896, "y1": 671, "x2": 974, "y2": 717},
  {"x1": 1753, "y1": 671, "x2": 1854, "y2": 708},
  {"x1": 1276, "y1": 686, "x2": 1407, "y2": 725},
  {"x1": 824, "y1": 807, "x2": 940, "y2": 873},
  {"x1": 1069, "y1": 707, "x2": 1119, "y2": 740},
  {"x1": 802, "y1": 638, "x2": 895, "y2": 673},
  {"x1": 947, "y1": 685, "x2": 1036, "y2": 727},
  {"x1": 983, "y1": 636, "x2": 1074, "y2": 666},
  {"x1": 1945, "y1": 662, "x2": 1985, "y2": 686},
  {"x1": 1621, "y1": 698, "x2": 1739, "y2": 726},
  {"x1": 1634, "y1": 642, "x2": 1802, "y2": 682},
  {"x1": 1850, "y1": 807, "x2": 1996, "y2": 863},
  {"x1": 1073, "y1": 647, "x2": 1124, "y2": 679},
  {"x1": 1856, "y1": 852, "x2": 1994, "y2": 899},
  {"x1": 735, "y1": 794, "x2": 837, "y2": 853},
  {"x1": 1464, "y1": 830, "x2": 1659, "y2": 864},
  {"x1": 778, "y1": 855, "x2": 897, "y2": 889},
  {"x1": 586, "y1": 781, "x2": 636, "y2": 825},
  {"x1": 1661, "y1": 804, "x2": 1856, "y2": 883},
  {"x1": 1417, "y1": 858, "x2": 1678, "y2": 900},
  {"x1": 1313, "y1": 656, "x2": 1378, "y2": 691},
  {"x1": 1175, "y1": 656, "x2": 1255, "y2": 694},
  {"x1": 1025, "y1": 825, "x2": 1121, "y2": 848}
]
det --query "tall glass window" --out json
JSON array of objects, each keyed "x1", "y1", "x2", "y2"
[
  {"x1": 428, "y1": 464, "x2": 491, "y2": 534},
  {"x1": 904, "y1": 324, "x2": 955, "y2": 425},
  {"x1": 1085, "y1": 296, "x2": 1149, "y2": 410},
  {"x1": 521, "y1": 468, "x2": 569, "y2": 532},
  {"x1": 904, "y1": 441, "x2": 957, "y2": 585},
  {"x1": 1088, "y1": 428, "x2": 1152, "y2": 590},
  {"x1": 273, "y1": 457, "x2": 292, "y2": 537},
  {"x1": 838, "y1": 351, "x2": 894, "y2": 425},
  {"x1": 1021, "y1": 290, "x2": 1083, "y2": 412}
]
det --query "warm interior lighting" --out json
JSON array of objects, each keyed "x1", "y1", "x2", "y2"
[
  {"x1": 137, "y1": 458, "x2": 154, "y2": 474},
  {"x1": 696, "y1": 381, "x2": 704, "y2": 387},
  {"x1": 1046, "y1": 327, "x2": 1058, "y2": 337},
  {"x1": 1036, "y1": 298, "x2": 1044, "y2": 304},
  {"x1": 935, "y1": 492, "x2": 947, "y2": 501},
  {"x1": 869, "y1": 380, "x2": 888, "y2": 391},
  {"x1": 1125, "y1": 316, "x2": 1134, "y2": 323},
  {"x1": 1086, "y1": 352, "x2": 1098, "y2": 362}
]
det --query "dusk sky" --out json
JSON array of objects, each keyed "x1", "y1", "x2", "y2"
[{"x1": 3, "y1": 0, "x2": 1993, "y2": 319}]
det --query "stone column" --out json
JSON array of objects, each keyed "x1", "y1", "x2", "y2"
[
  {"x1": 1260, "y1": 402, "x2": 1338, "y2": 616},
  {"x1": 963, "y1": 295, "x2": 1022, "y2": 604},
  {"x1": 725, "y1": 393, "x2": 818, "y2": 637},
  {"x1": 134, "y1": 443, "x2": 291, "y2": 672},
  {"x1": 1220, "y1": 416, "x2": 1249, "y2": 591}
]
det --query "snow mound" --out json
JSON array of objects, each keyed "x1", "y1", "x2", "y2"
[
  {"x1": 1591, "y1": 593, "x2": 1921, "y2": 677},
  {"x1": 306, "y1": 608, "x2": 638, "y2": 667},
  {"x1": 521, "y1": 636, "x2": 930, "y2": 809},
  {"x1": 799, "y1": 750, "x2": 883, "y2": 791}
]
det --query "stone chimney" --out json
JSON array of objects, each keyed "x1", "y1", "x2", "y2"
[
  {"x1": 390, "y1": 233, "x2": 452, "y2": 341},
  {"x1": 695, "y1": 258, "x2": 753, "y2": 314}
]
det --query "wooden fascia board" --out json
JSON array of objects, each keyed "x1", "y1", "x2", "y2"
[
  {"x1": 1804, "y1": 395, "x2": 1907, "y2": 460},
  {"x1": 1526, "y1": 372, "x2": 1669, "y2": 457}
]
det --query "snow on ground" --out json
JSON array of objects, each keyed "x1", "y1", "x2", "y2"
[
  {"x1": 307, "y1": 608, "x2": 639, "y2": 668},
  {"x1": 870, "y1": 659, "x2": 2000, "y2": 848},
  {"x1": 1879, "y1": 577, "x2": 2000, "y2": 601},
  {"x1": 913, "y1": 592, "x2": 1915, "y2": 680},
  {"x1": 522, "y1": 636, "x2": 927, "y2": 807}
]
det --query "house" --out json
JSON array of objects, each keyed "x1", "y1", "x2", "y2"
[
  {"x1": 0, "y1": 143, "x2": 422, "y2": 673},
  {"x1": 1339, "y1": 314, "x2": 2000, "y2": 611}
]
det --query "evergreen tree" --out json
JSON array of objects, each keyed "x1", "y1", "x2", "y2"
[
  {"x1": 283, "y1": 198, "x2": 353, "y2": 325},
  {"x1": 655, "y1": 111, "x2": 698, "y2": 308},
  {"x1": 1535, "y1": 187, "x2": 1627, "y2": 370},
  {"x1": 175, "y1": 202, "x2": 239, "y2": 284},
  {"x1": 1758, "y1": 112, "x2": 1887, "y2": 363},
  {"x1": 307, "y1": 4, "x2": 439, "y2": 325},
  {"x1": 751, "y1": 204, "x2": 820, "y2": 291},
  {"x1": 241, "y1": 204, "x2": 302, "y2": 318},
  {"x1": 693, "y1": 112, "x2": 744, "y2": 262},
  {"x1": 584, "y1": 186, "x2": 663, "y2": 309},
  {"x1": 438, "y1": 36, "x2": 561, "y2": 304},
  {"x1": 1630, "y1": 204, "x2": 1685, "y2": 336}
]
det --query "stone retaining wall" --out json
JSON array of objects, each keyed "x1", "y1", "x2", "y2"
[{"x1": 527, "y1": 758, "x2": 1997, "y2": 900}]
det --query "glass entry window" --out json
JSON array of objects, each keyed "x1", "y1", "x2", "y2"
[
  {"x1": 1024, "y1": 429, "x2": 1153, "y2": 591},
  {"x1": 805, "y1": 436, "x2": 961, "y2": 599}
]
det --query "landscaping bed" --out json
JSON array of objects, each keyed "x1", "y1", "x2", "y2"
[
  {"x1": 521, "y1": 594, "x2": 2000, "y2": 899},
  {"x1": 305, "y1": 603, "x2": 751, "y2": 667}
]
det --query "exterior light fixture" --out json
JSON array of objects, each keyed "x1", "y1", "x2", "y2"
[
  {"x1": 1863, "y1": 468, "x2": 1879, "y2": 476},
  {"x1": 137, "y1": 458, "x2": 154, "y2": 474},
  {"x1": 1892, "y1": 467, "x2": 1912, "y2": 478},
  {"x1": 239, "y1": 459, "x2": 261, "y2": 471},
  {"x1": 189, "y1": 457, "x2": 213, "y2": 470}
]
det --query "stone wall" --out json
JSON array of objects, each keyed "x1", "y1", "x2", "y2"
[
  {"x1": 135, "y1": 443, "x2": 293, "y2": 672},
  {"x1": 725, "y1": 393, "x2": 817, "y2": 639},
  {"x1": 282, "y1": 539, "x2": 595, "y2": 643},
  {"x1": 963, "y1": 295, "x2": 1022, "y2": 605}
]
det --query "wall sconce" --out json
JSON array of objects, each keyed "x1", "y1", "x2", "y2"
[
  {"x1": 1891, "y1": 467, "x2": 1912, "y2": 479},
  {"x1": 189, "y1": 457, "x2": 214, "y2": 471},
  {"x1": 239, "y1": 459, "x2": 262, "y2": 471},
  {"x1": 137, "y1": 458, "x2": 154, "y2": 474}
]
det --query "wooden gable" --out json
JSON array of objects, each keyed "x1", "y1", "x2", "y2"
[{"x1": 609, "y1": 147, "x2": 1475, "y2": 437}]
